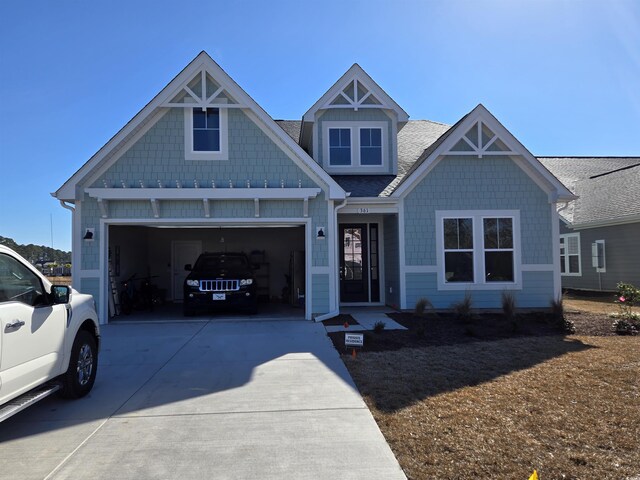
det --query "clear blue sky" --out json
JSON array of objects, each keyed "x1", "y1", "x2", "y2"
[{"x1": 1, "y1": 0, "x2": 638, "y2": 252}]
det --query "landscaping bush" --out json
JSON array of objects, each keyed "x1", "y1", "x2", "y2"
[
  {"x1": 453, "y1": 292, "x2": 473, "y2": 323},
  {"x1": 373, "y1": 321, "x2": 386, "y2": 333},
  {"x1": 501, "y1": 291, "x2": 517, "y2": 321},
  {"x1": 414, "y1": 297, "x2": 433, "y2": 317},
  {"x1": 550, "y1": 296, "x2": 575, "y2": 334},
  {"x1": 610, "y1": 282, "x2": 640, "y2": 335}
]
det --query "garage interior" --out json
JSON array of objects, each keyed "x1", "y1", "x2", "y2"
[{"x1": 108, "y1": 225, "x2": 306, "y2": 320}]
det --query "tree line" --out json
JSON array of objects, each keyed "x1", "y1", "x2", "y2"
[{"x1": 0, "y1": 235, "x2": 71, "y2": 265}]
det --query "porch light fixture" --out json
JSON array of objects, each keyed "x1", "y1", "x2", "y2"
[
  {"x1": 83, "y1": 228, "x2": 95, "y2": 241},
  {"x1": 316, "y1": 227, "x2": 326, "y2": 239}
]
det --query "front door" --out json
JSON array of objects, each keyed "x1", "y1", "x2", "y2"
[
  {"x1": 339, "y1": 224, "x2": 369, "y2": 302},
  {"x1": 172, "y1": 241, "x2": 202, "y2": 301}
]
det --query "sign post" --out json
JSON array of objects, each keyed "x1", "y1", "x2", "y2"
[{"x1": 345, "y1": 332, "x2": 364, "y2": 357}]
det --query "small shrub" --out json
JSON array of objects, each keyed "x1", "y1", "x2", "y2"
[
  {"x1": 415, "y1": 325, "x2": 426, "y2": 338},
  {"x1": 453, "y1": 292, "x2": 473, "y2": 323},
  {"x1": 616, "y1": 282, "x2": 640, "y2": 306},
  {"x1": 611, "y1": 314, "x2": 640, "y2": 335},
  {"x1": 501, "y1": 291, "x2": 517, "y2": 323},
  {"x1": 373, "y1": 321, "x2": 386, "y2": 333},
  {"x1": 414, "y1": 297, "x2": 433, "y2": 317},
  {"x1": 550, "y1": 296, "x2": 575, "y2": 334}
]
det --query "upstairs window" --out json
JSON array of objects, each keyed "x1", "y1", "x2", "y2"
[
  {"x1": 329, "y1": 128, "x2": 351, "y2": 166},
  {"x1": 360, "y1": 128, "x2": 382, "y2": 165},
  {"x1": 193, "y1": 108, "x2": 220, "y2": 151},
  {"x1": 184, "y1": 106, "x2": 228, "y2": 161},
  {"x1": 323, "y1": 121, "x2": 387, "y2": 172}
]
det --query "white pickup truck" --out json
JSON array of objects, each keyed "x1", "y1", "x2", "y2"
[{"x1": 0, "y1": 245, "x2": 100, "y2": 422}]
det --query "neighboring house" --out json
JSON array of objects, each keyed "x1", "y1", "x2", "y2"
[
  {"x1": 54, "y1": 52, "x2": 574, "y2": 324},
  {"x1": 539, "y1": 158, "x2": 640, "y2": 291}
]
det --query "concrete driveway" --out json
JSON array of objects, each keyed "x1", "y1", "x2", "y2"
[{"x1": 0, "y1": 319, "x2": 405, "y2": 479}]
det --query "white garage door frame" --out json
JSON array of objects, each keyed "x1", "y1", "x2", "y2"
[{"x1": 99, "y1": 217, "x2": 313, "y2": 324}]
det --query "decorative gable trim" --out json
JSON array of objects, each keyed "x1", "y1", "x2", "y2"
[
  {"x1": 391, "y1": 104, "x2": 577, "y2": 203},
  {"x1": 302, "y1": 64, "x2": 409, "y2": 123},
  {"x1": 54, "y1": 51, "x2": 346, "y2": 202}
]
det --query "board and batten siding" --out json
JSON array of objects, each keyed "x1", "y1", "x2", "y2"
[
  {"x1": 402, "y1": 155, "x2": 554, "y2": 309},
  {"x1": 561, "y1": 222, "x2": 640, "y2": 291},
  {"x1": 383, "y1": 214, "x2": 400, "y2": 309}
]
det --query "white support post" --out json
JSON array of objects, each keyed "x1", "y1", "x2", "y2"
[
  {"x1": 254, "y1": 198, "x2": 260, "y2": 218},
  {"x1": 303, "y1": 198, "x2": 309, "y2": 217},
  {"x1": 203, "y1": 199, "x2": 210, "y2": 218},
  {"x1": 150, "y1": 199, "x2": 160, "y2": 218},
  {"x1": 97, "y1": 198, "x2": 109, "y2": 218}
]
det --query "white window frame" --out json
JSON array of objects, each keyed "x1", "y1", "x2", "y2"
[
  {"x1": 559, "y1": 233, "x2": 581, "y2": 276},
  {"x1": 322, "y1": 121, "x2": 388, "y2": 173},
  {"x1": 435, "y1": 210, "x2": 522, "y2": 291},
  {"x1": 184, "y1": 106, "x2": 229, "y2": 161}
]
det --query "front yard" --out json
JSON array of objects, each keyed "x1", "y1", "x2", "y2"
[{"x1": 331, "y1": 300, "x2": 639, "y2": 479}]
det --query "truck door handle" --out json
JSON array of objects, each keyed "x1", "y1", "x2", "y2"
[{"x1": 5, "y1": 320, "x2": 25, "y2": 332}]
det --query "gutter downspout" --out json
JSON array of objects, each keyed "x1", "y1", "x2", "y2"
[
  {"x1": 314, "y1": 195, "x2": 349, "y2": 322},
  {"x1": 58, "y1": 200, "x2": 76, "y2": 212}
]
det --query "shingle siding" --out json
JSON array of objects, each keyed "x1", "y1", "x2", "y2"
[
  {"x1": 403, "y1": 155, "x2": 552, "y2": 266},
  {"x1": 316, "y1": 108, "x2": 393, "y2": 173}
]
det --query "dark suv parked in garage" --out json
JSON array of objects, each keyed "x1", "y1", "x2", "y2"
[{"x1": 183, "y1": 252, "x2": 257, "y2": 316}]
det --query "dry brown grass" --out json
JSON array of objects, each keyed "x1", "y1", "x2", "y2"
[
  {"x1": 563, "y1": 292, "x2": 640, "y2": 315},
  {"x1": 343, "y1": 335, "x2": 639, "y2": 479}
]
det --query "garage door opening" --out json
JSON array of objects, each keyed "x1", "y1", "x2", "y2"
[{"x1": 107, "y1": 225, "x2": 306, "y2": 321}]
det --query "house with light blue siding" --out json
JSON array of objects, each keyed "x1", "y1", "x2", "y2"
[{"x1": 54, "y1": 51, "x2": 575, "y2": 324}]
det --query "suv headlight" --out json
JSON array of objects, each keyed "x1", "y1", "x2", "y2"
[
  {"x1": 240, "y1": 279, "x2": 253, "y2": 286},
  {"x1": 186, "y1": 280, "x2": 199, "y2": 287}
]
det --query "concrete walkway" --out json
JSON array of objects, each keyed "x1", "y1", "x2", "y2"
[
  {"x1": 0, "y1": 319, "x2": 405, "y2": 480},
  {"x1": 325, "y1": 307, "x2": 408, "y2": 333}
]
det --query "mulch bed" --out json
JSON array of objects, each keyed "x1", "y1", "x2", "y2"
[{"x1": 327, "y1": 310, "x2": 612, "y2": 354}]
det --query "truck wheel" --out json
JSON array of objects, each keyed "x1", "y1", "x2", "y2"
[{"x1": 60, "y1": 330, "x2": 98, "y2": 399}]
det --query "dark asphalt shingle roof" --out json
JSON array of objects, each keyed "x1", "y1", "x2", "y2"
[
  {"x1": 277, "y1": 119, "x2": 452, "y2": 197},
  {"x1": 275, "y1": 120, "x2": 302, "y2": 143},
  {"x1": 539, "y1": 158, "x2": 640, "y2": 225}
]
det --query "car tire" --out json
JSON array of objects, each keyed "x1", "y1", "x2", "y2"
[{"x1": 60, "y1": 330, "x2": 98, "y2": 399}]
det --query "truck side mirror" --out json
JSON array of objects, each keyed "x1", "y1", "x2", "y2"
[{"x1": 51, "y1": 285, "x2": 71, "y2": 304}]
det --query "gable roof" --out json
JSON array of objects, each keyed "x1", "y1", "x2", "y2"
[
  {"x1": 389, "y1": 104, "x2": 576, "y2": 202},
  {"x1": 54, "y1": 52, "x2": 345, "y2": 201},
  {"x1": 302, "y1": 63, "x2": 409, "y2": 123},
  {"x1": 540, "y1": 157, "x2": 640, "y2": 226}
]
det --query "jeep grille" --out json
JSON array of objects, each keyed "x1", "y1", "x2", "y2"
[{"x1": 199, "y1": 279, "x2": 240, "y2": 292}]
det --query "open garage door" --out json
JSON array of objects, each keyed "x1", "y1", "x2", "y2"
[{"x1": 107, "y1": 224, "x2": 306, "y2": 321}]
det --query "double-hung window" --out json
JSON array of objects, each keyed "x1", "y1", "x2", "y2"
[
  {"x1": 437, "y1": 211, "x2": 521, "y2": 290},
  {"x1": 483, "y1": 218, "x2": 514, "y2": 282},
  {"x1": 443, "y1": 218, "x2": 474, "y2": 282},
  {"x1": 329, "y1": 128, "x2": 351, "y2": 166},
  {"x1": 184, "y1": 106, "x2": 228, "y2": 160},
  {"x1": 559, "y1": 233, "x2": 581, "y2": 275},
  {"x1": 359, "y1": 128, "x2": 382, "y2": 165},
  {"x1": 324, "y1": 122, "x2": 387, "y2": 171}
]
